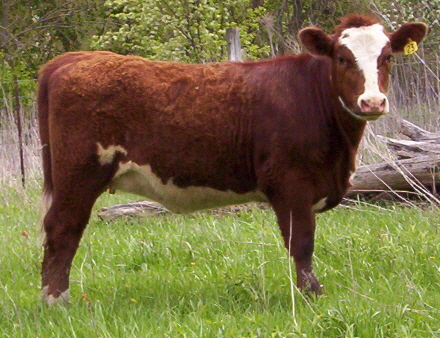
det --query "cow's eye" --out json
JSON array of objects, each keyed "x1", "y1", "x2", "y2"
[{"x1": 338, "y1": 56, "x2": 345, "y2": 64}]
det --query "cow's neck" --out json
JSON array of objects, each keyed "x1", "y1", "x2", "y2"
[
  {"x1": 248, "y1": 54, "x2": 368, "y2": 160},
  {"x1": 310, "y1": 57, "x2": 368, "y2": 154},
  {"x1": 334, "y1": 101, "x2": 368, "y2": 152}
]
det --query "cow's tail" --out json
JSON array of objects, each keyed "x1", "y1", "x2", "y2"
[{"x1": 37, "y1": 64, "x2": 54, "y2": 237}]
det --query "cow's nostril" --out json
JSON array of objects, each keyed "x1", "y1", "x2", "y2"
[{"x1": 361, "y1": 100, "x2": 370, "y2": 111}]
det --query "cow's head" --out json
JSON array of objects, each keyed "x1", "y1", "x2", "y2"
[{"x1": 299, "y1": 15, "x2": 428, "y2": 121}]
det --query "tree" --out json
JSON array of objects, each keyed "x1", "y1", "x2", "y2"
[
  {"x1": 91, "y1": 0, "x2": 378, "y2": 62},
  {"x1": 91, "y1": 0, "x2": 270, "y2": 62},
  {"x1": 0, "y1": 0, "x2": 112, "y2": 75}
]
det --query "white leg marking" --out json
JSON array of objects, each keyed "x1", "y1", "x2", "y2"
[
  {"x1": 96, "y1": 143, "x2": 128, "y2": 165},
  {"x1": 40, "y1": 285, "x2": 49, "y2": 301},
  {"x1": 349, "y1": 170, "x2": 356, "y2": 186},
  {"x1": 41, "y1": 285, "x2": 48, "y2": 294},
  {"x1": 41, "y1": 286, "x2": 70, "y2": 305},
  {"x1": 38, "y1": 192, "x2": 53, "y2": 245},
  {"x1": 39, "y1": 192, "x2": 53, "y2": 226},
  {"x1": 312, "y1": 197, "x2": 327, "y2": 213}
]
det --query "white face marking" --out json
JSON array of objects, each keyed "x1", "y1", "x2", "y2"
[
  {"x1": 339, "y1": 24, "x2": 390, "y2": 113},
  {"x1": 97, "y1": 143, "x2": 128, "y2": 165},
  {"x1": 41, "y1": 286, "x2": 70, "y2": 305},
  {"x1": 312, "y1": 197, "x2": 327, "y2": 213},
  {"x1": 110, "y1": 161, "x2": 267, "y2": 213}
]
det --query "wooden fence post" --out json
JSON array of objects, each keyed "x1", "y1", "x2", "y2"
[
  {"x1": 13, "y1": 75, "x2": 25, "y2": 187},
  {"x1": 226, "y1": 27, "x2": 242, "y2": 62}
]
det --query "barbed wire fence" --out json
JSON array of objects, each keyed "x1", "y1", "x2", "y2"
[{"x1": 0, "y1": 78, "x2": 40, "y2": 186}]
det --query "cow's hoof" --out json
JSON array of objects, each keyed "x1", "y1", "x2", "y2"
[{"x1": 300, "y1": 269, "x2": 323, "y2": 297}]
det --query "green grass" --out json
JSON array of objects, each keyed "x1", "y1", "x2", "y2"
[{"x1": 1, "y1": 182, "x2": 439, "y2": 338}]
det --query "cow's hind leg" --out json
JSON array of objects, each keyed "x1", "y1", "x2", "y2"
[
  {"x1": 41, "y1": 195, "x2": 94, "y2": 304},
  {"x1": 41, "y1": 165, "x2": 115, "y2": 305},
  {"x1": 268, "y1": 177, "x2": 322, "y2": 295}
]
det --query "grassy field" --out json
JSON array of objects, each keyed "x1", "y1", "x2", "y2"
[{"x1": 0, "y1": 181, "x2": 439, "y2": 338}]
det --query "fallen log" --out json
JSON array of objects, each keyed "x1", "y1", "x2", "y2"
[
  {"x1": 379, "y1": 136, "x2": 440, "y2": 159},
  {"x1": 348, "y1": 154, "x2": 440, "y2": 197},
  {"x1": 98, "y1": 201, "x2": 169, "y2": 221},
  {"x1": 98, "y1": 119, "x2": 440, "y2": 220},
  {"x1": 348, "y1": 120, "x2": 440, "y2": 198},
  {"x1": 97, "y1": 200, "x2": 268, "y2": 221},
  {"x1": 400, "y1": 119, "x2": 440, "y2": 142}
]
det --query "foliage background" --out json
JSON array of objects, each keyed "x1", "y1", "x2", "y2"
[{"x1": 1, "y1": 0, "x2": 439, "y2": 72}]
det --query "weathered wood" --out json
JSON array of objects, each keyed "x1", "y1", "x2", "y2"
[
  {"x1": 400, "y1": 119, "x2": 440, "y2": 141},
  {"x1": 226, "y1": 27, "x2": 242, "y2": 62},
  {"x1": 14, "y1": 75, "x2": 25, "y2": 187},
  {"x1": 377, "y1": 135, "x2": 440, "y2": 159},
  {"x1": 98, "y1": 201, "x2": 268, "y2": 221},
  {"x1": 98, "y1": 201, "x2": 168, "y2": 221},
  {"x1": 345, "y1": 121, "x2": 440, "y2": 197},
  {"x1": 348, "y1": 155, "x2": 440, "y2": 196}
]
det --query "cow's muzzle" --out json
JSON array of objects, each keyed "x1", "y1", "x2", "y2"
[{"x1": 357, "y1": 93, "x2": 388, "y2": 120}]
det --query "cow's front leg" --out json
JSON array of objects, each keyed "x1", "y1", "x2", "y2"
[{"x1": 268, "y1": 182, "x2": 322, "y2": 295}]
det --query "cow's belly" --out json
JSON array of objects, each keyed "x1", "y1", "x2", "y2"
[{"x1": 109, "y1": 161, "x2": 267, "y2": 213}]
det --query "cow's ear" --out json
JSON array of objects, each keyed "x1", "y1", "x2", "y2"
[
  {"x1": 299, "y1": 27, "x2": 333, "y2": 57},
  {"x1": 390, "y1": 22, "x2": 428, "y2": 54}
]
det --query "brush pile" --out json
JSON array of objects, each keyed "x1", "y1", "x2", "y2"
[{"x1": 349, "y1": 119, "x2": 440, "y2": 202}]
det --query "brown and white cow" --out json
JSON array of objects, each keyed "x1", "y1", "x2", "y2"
[{"x1": 37, "y1": 14, "x2": 427, "y2": 304}]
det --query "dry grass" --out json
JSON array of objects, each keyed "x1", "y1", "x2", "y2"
[{"x1": 0, "y1": 106, "x2": 41, "y2": 186}]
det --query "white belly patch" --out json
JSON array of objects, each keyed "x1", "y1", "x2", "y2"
[
  {"x1": 312, "y1": 197, "x2": 328, "y2": 213},
  {"x1": 109, "y1": 161, "x2": 267, "y2": 213},
  {"x1": 97, "y1": 143, "x2": 128, "y2": 165}
]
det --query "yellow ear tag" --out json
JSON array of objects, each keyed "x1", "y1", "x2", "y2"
[{"x1": 404, "y1": 39, "x2": 418, "y2": 55}]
